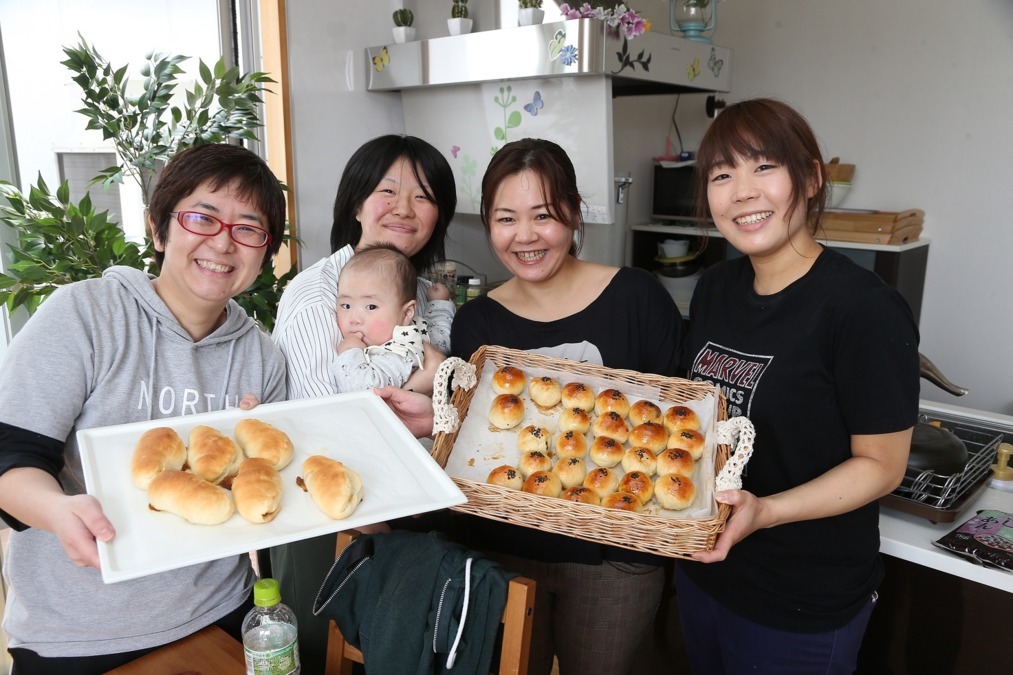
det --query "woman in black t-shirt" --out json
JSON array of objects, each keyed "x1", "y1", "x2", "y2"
[{"x1": 676, "y1": 99, "x2": 919, "y2": 674}]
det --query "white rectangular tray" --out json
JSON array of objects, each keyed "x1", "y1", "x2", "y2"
[{"x1": 79, "y1": 391, "x2": 466, "y2": 584}]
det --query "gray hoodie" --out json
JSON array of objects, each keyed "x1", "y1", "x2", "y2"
[{"x1": 0, "y1": 266, "x2": 286, "y2": 657}]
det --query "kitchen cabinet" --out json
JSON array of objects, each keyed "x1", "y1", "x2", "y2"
[{"x1": 629, "y1": 223, "x2": 930, "y2": 323}]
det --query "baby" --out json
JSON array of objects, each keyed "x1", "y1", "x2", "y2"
[{"x1": 331, "y1": 243, "x2": 446, "y2": 392}]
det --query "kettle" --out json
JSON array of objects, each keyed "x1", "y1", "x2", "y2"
[{"x1": 909, "y1": 353, "x2": 970, "y2": 476}]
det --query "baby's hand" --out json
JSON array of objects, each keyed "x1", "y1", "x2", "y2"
[
  {"x1": 427, "y1": 283, "x2": 451, "y2": 301},
  {"x1": 337, "y1": 334, "x2": 367, "y2": 354}
]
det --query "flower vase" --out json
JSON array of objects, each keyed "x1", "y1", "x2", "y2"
[
  {"x1": 447, "y1": 17, "x2": 473, "y2": 36},
  {"x1": 517, "y1": 8, "x2": 544, "y2": 26},
  {"x1": 392, "y1": 26, "x2": 416, "y2": 44}
]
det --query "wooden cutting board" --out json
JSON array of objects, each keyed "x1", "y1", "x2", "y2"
[
  {"x1": 823, "y1": 208, "x2": 924, "y2": 233},
  {"x1": 821, "y1": 223, "x2": 923, "y2": 245}
]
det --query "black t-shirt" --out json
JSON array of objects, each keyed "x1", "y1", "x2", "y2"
[
  {"x1": 450, "y1": 266, "x2": 685, "y2": 564},
  {"x1": 677, "y1": 248, "x2": 920, "y2": 631}
]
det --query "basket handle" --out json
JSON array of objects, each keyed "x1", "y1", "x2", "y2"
[
  {"x1": 713, "y1": 416, "x2": 756, "y2": 491},
  {"x1": 432, "y1": 356, "x2": 478, "y2": 435}
]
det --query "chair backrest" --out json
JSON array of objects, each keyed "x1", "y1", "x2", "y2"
[{"x1": 324, "y1": 530, "x2": 535, "y2": 675}]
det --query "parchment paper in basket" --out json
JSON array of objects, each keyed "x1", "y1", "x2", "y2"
[{"x1": 444, "y1": 358, "x2": 721, "y2": 520}]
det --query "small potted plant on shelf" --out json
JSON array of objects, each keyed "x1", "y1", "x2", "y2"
[
  {"x1": 392, "y1": 8, "x2": 416, "y2": 44},
  {"x1": 448, "y1": 0, "x2": 473, "y2": 35},
  {"x1": 518, "y1": 0, "x2": 544, "y2": 26}
]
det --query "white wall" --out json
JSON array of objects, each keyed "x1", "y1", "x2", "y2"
[{"x1": 287, "y1": 1, "x2": 1013, "y2": 414}]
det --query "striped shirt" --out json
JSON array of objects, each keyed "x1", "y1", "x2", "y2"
[{"x1": 272, "y1": 245, "x2": 454, "y2": 399}]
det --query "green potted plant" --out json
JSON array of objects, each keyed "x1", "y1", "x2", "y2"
[
  {"x1": 0, "y1": 36, "x2": 296, "y2": 331},
  {"x1": 518, "y1": 0, "x2": 544, "y2": 26},
  {"x1": 448, "y1": 0, "x2": 472, "y2": 35},
  {"x1": 392, "y1": 8, "x2": 416, "y2": 44}
]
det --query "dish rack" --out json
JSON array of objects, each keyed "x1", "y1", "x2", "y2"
[{"x1": 881, "y1": 421, "x2": 1003, "y2": 523}]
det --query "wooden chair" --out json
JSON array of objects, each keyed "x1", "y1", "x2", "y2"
[
  {"x1": 324, "y1": 531, "x2": 536, "y2": 675},
  {"x1": 104, "y1": 624, "x2": 245, "y2": 674}
]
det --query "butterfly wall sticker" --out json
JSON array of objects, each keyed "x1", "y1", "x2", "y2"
[
  {"x1": 548, "y1": 29, "x2": 567, "y2": 61},
  {"x1": 524, "y1": 91, "x2": 544, "y2": 117},
  {"x1": 686, "y1": 57, "x2": 700, "y2": 81},
  {"x1": 451, "y1": 145, "x2": 460, "y2": 159},
  {"x1": 708, "y1": 48, "x2": 724, "y2": 78},
  {"x1": 372, "y1": 47, "x2": 390, "y2": 73}
]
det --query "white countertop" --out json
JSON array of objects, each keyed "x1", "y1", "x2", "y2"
[{"x1": 880, "y1": 486, "x2": 1013, "y2": 593}]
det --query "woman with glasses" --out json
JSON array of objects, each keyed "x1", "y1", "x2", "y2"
[
  {"x1": 269, "y1": 133, "x2": 457, "y2": 673},
  {"x1": 0, "y1": 143, "x2": 288, "y2": 674}
]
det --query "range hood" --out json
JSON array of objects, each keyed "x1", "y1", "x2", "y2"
[{"x1": 366, "y1": 18, "x2": 731, "y2": 96}]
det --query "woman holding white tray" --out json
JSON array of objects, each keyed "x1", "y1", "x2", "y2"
[
  {"x1": 0, "y1": 144, "x2": 288, "y2": 674},
  {"x1": 675, "y1": 99, "x2": 919, "y2": 674},
  {"x1": 449, "y1": 138, "x2": 686, "y2": 675}
]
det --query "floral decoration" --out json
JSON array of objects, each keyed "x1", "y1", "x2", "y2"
[{"x1": 560, "y1": 3, "x2": 649, "y2": 39}]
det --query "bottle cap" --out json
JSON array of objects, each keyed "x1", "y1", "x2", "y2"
[
  {"x1": 468, "y1": 277, "x2": 481, "y2": 285},
  {"x1": 253, "y1": 578, "x2": 282, "y2": 607}
]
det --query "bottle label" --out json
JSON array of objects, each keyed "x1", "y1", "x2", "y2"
[{"x1": 244, "y1": 638, "x2": 300, "y2": 675}]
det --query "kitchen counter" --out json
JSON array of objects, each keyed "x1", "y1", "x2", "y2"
[{"x1": 880, "y1": 486, "x2": 1013, "y2": 592}]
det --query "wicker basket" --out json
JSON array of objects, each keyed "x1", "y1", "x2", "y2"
[{"x1": 431, "y1": 345, "x2": 734, "y2": 559}]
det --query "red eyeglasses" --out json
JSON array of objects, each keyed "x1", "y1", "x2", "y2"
[{"x1": 171, "y1": 211, "x2": 272, "y2": 248}]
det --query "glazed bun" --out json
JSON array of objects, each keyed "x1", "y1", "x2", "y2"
[
  {"x1": 621, "y1": 447, "x2": 658, "y2": 477},
  {"x1": 522, "y1": 470, "x2": 562, "y2": 498},
  {"x1": 663, "y1": 405, "x2": 701, "y2": 434},
  {"x1": 131, "y1": 427, "x2": 187, "y2": 489},
  {"x1": 628, "y1": 400, "x2": 663, "y2": 427},
  {"x1": 492, "y1": 366, "x2": 527, "y2": 395},
  {"x1": 560, "y1": 382, "x2": 595, "y2": 410},
  {"x1": 487, "y1": 465, "x2": 524, "y2": 490},
  {"x1": 234, "y1": 418, "x2": 295, "y2": 470},
  {"x1": 582, "y1": 467, "x2": 619, "y2": 499},
  {"x1": 589, "y1": 436, "x2": 624, "y2": 468},
  {"x1": 592, "y1": 411, "x2": 629, "y2": 444},
  {"x1": 529, "y1": 376, "x2": 562, "y2": 409},
  {"x1": 552, "y1": 456, "x2": 588, "y2": 489},
  {"x1": 627, "y1": 422, "x2": 668, "y2": 453},
  {"x1": 558, "y1": 407, "x2": 592, "y2": 434},
  {"x1": 655, "y1": 473, "x2": 696, "y2": 510},
  {"x1": 231, "y1": 457, "x2": 283, "y2": 524},
  {"x1": 300, "y1": 455, "x2": 363, "y2": 520},
  {"x1": 601, "y1": 491, "x2": 644, "y2": 513},
  {"x1": 617, "y1": 471, "x2": 655, "y2": 505},
  {"x1": 555, "y1": 430, "x2": 588, "y2": 460},
  {"x1": 518, "y1": 450, "x2": 553, "y2": 478},
  {"x1": 657, "y1": 448, "x2": 695, "y2": 478},
  {"x1": 489, "y1": 394, "x2": 525, "y2": 430},
  {"x1": 667, "y1": 429, "x2": 706, "y2": 460},
  {"x1": 147, "y1": 470, "x2": 235, "y2": 525},
  {"x1": 561, "y1": 486, "x2": 600, "y2": 506},
  {"x1": 187, "y1": 425, "x2": 242, "y2": 486},
  {"x1": 595, "y1": 388, "x2": 631, "y2": 418},
  {"x1": 517, "y1": 425, "x2": 552, "y2": 453}
]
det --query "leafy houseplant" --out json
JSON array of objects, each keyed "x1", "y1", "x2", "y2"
[
  {"x1": 519, "y1": 0, "x2": 543, "y2": 8},
  {"x1": 0, "y1": 36, "x2": 295, "y2": 331},
  {"x1": 392, "y1": 8, "x2": 417, "y2": 43},
  {"x1": 448, "y1": 0, "x2": 473, "y2": 35}
]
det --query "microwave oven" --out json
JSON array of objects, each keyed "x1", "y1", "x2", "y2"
[{"x1": 652, "y1": 163, "x2": 707, "y2": 223}]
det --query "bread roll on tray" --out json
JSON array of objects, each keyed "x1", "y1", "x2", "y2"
[
  {"x1": 232, "y1": 458, "x2": 283, "y2": 524},
  {"x1": 131, "y1": 427, "x2": 187, "y2": 489},
  {"x1": 234, "y1": 418, "x2": 294, "y2": 470},
  {"x1": 487, "y1": 465, "x2": 524, "y2": 490},
  {"x1": 555, "y1": 430, "x2": 588, "y2": 459},
  {"x1": 657, "y1": 448, "x2": 695, "y2": 478},
  {"x1": 299, "y1": 455, "x2": 363, "y2": 520},
  {"x1": 667, "y1": 429, "x2": 706, "y2": 460},
  {"x1": 655, "y1": 473, "x2": 696, "y2": 510},
  {"x1": 617, "y1": 470, "x2": 655, "y2": 505},
  {"x1": 147, "y1": 470, "x2": 234, "y2": 525},
  {"x1": 560, "y1": 382, "x2": 595, "y2": 410},
  {"x1": 622, "y1": 447, "x2": 658, "y2": 477},
  {"x1": 583, "y1": 467, "x2": 619, "y2": 500},
  {"x1": 517, "y1": 425, "x2": 552, "y2": 453},
  {"x1": 519, "y1": 450, "x2": 552, "y2": 478},
  {"x1": 594, "y1": 388, "x2": 630, "y2": 418},
  {"x1": 489, "y1": 394, "x2": 525, "y2": 430},
  {"x1": 592, "y1": 411, "x2": 630, "y2": 444},
  {"x1": 187, "y1": 425, "x2": 242, "y2": 486},
  {"x1": 492, "y1": 366, "x2": 526, "y2": 395},
  {"x1": 589, "y1": 436, "x2": 624, "y2": 468},
  {"x1": 561, "y1": 486, "x2": 600, "y2": 506},
  {"x1": 522, "y1": 470, "x2": 562, "y2": 498},
  {"x1": 628, "y1": 400, "x2": 663, "y2": 427},
  {"x1": 558, "y1": 407, "x2": 592, "y2": 434},
  {"x1": 628, "y1": 422, "x2": 668, "y2": 453},
  {"x1": 663, "y1": 405, "x2": 701, "y2": 434},
  {"x1": 601, "y1": 491, "x2": 644, "y2": 513},
  {"x1": 529, "y1": 376, "x2": 562, "y2": 409},
  {"x1": 552, "y1": 456, "x2": 587, "y2": 489}
]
